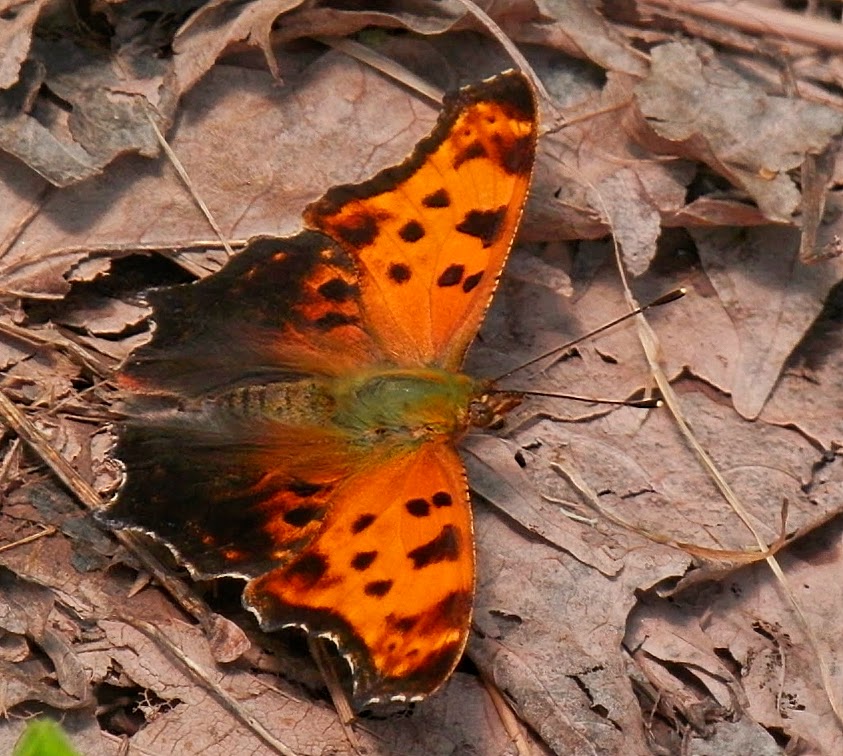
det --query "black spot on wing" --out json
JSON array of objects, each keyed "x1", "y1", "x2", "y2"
[
  {"x1": 364, "y1": 580, "x2": 393, "y2": 597},
  {"x1": 436, "y1": 590, "x2": 471, "y2": 622},
  {"x1": 453, "y1": 140, "x2": 487, "y2": 169},
  {"x1": 351, "y1": 513, "x2": 376, "y2": 533},
  {"x1": 283, "y1": 505, "x2": 324, "y2": 528},
  {"x1": 388, "y1": 262, "x2": 411, "y2": 284},
  {"x1": 408, "y1": 641, "x2": 464, "y2": 688},
  {"x1": 500, "y1": 133, "x2": 535, "y2": 175},
  {"x1": 462, "y1": 271, "x2": 483, "y2": 293},
  {"x1": 334, "y1": 213, "x2": 380, "y2": 249},
  {"x1": 422, "y1": 189, "x2": 451, "y2": 208},
  {"x1": 405, "y1": 498, "x2": 430, "y2": 517},
  {"x1": 288, "y1": 480, "x2": 324, "y2": 498},
  {"x1": 287, "y1": 552, "x2": 328, "y2": 587},
  {"x1": 314, "y1": 311, "x2": 359, "y2": 331},
  {"x1": 408, "y1": 525, "x2": 460, "y2": 569},
  {"x1": 398, "y1": 220, "x2": 425, "y2": 242},
  {"x1": 390, "y1": 615, "x2": 418, "y2": 633},
  {"x1": 437, "y1": 264, "x2": 464, "y2": 288},
  {"x1": 318, "y1": 277, "x2": 356, "y2": 302},
  {"x1": 351, "y1": 551, "x2": 377, "y2": 571},
  {"x1": 456, "y1": 207, "x2": 507, "y2": 248},
  {"x1": 432, "y1": 491, "x2": 453, "y2": 507}
]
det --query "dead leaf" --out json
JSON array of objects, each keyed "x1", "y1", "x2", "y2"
[
  {"x1": 691, "y1": 225, "x2": 843, "y2": 419},
  {"x1": 633, "y1": 41, "x2": 843, "y2": 222},
  {"x1": 0, "y1": 0, "x2": 43, "y2": 90}
]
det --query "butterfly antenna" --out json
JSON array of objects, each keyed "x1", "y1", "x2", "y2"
[
  {"x1": 492, "y1": 288, "x2": 686, "y2": 384},
  {"x1": 513, "y1": 389, "x2": 660, "y2": 408}
]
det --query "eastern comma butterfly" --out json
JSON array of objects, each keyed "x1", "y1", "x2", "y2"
[{"x1": 103, "y1": 70, "x2": 538, "y2": 707}]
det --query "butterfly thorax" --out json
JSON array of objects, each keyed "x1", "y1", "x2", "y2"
[{"x1": 331, "y1": 367, "x2": 482, "y2": 445}]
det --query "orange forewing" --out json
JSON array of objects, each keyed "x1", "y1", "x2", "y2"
[
  {"x1": 306, "y1": 73, "x2": 537, "y2": 370},
  {"x1": 106, "y1": 71, "x2": 538, "y2": 708}
]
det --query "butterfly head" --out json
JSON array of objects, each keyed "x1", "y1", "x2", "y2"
[{"x1": 468, "y1": 389, "x2": 523, "y2": 430}]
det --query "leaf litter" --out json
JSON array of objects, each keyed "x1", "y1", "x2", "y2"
[{"x1": 1, "y1": 1, "x2": 843, "y2": 755}]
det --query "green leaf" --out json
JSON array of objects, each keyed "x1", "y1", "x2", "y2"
[{"x1": 13, "y1": 720, "x2": 84, "y2": 756}]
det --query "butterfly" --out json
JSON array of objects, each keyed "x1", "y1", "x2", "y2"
[{"x1": 103, "y1": 69, "x2": 538, "y2": 708}]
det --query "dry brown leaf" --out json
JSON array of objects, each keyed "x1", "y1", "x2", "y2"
[
  {"x1": 691, "y1": 226, "x2": 843, "y2": 419},
  {"x1": 469, "y1": 493, "x2": 688, "y2": 755},
  {"x1": 464, "y1": 434, "x2": 626, "y2": 577},
  {"x1": 632, "y1": 516, "x2": 843, "y2": 752},
  {"x1": 172, "y1": 0, "x2": 307, "y2": 90},
  {"x1": 462, "y1": 236, "x2": 843, "y2": 750},
  {"x1": 0, "y1": 0, "x2": 43, "y2": 90},
  {"x1": 633, "y1": 42, "x2": 843, "y2": 222},
  {"x1": 496, "y1": 0, "x2": 649, "y2": 76},
  {"x1": 0, "y1": 38, "x2": 169, "y2": 187}
]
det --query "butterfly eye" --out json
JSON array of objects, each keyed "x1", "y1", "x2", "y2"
[{"x1": 468, "y1": 400, "x2": 495, "y2": 428}]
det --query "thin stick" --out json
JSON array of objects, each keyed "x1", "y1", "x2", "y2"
[
  {"x1": 642, "y1": 0, "x2": 843, "y2": 54},
  {"x1": 126, "y1": 618, "x2": 298, "y2": 756},
  {"x1": 0, "y1": 525, "x2": 57, "y2": 554}
]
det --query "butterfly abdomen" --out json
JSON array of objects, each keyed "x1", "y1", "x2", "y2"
[{"x1": 221, "y1": 380, "x2": 337, "y2": 426}]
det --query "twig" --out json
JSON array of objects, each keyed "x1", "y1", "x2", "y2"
[
  {"x1": 641, "y1": 0, "x2": 843, "y2": 53},
  {"x1": 125, "y1": 618, "x2": 300, "y2": 756}
]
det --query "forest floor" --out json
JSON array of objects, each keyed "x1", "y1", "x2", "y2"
[{"x1": 1, "y1": 2, "x2": 843, "y2": 755}]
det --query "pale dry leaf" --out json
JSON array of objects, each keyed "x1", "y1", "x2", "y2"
[
  {"x1": 665, "y1": 195, "x2": 770, "y2": 227},
  {"x1": 691, "y1": 225, "x2": 843, "y2": 419},
  {"x1": 0, "y1": 58, "x2": 104, "y2": 187},
  {"x1": 760, "y1": 300, "x2": 843, "y2": 450},
  {"x1": 687, "y1": 721, "x2": 782, "y2": 756},
  {"x1": 651, "y1": 519, "x2": 843, "y2": 753},
  {"x1": 587, "y1": 389, "x2": 832, "y2": 550},
  {"x1": 530, "y1": 70, "x2": 694, "y2": 245},
  {"x1": 0, "y1": 38, "x2": 170, "y2": 187},
  {"x1": 172, "y1": 0, "x2": 307, "y2": 92},
  {"x1": 595, "y1": 167, "x2": 662, "y2": 275},
  {"x1": 49, "y1": 295, "x2": 150, "y2": 337},
  {"x1": 0, "y1": 0, "x2": 43, "y2": 89},
  {"x1": 2, "y1": 349, "x2": 77, "y2": 406},
  {"x1": 512, "y1": 0, "x2": 648, "y2": 76},
  {"x1": 0, "y1": 328, "x2": 33, "y2": 373},
  {"x1": 470, "y1": 242, "x2": 688, "y2": 410},
  {"x1": 633, "y1": 41, "x2": 843, "y2": 222},
  {"x1": 463, "y1": 433, "x2": 625, "y2": 577},
  {"x1": 798, "y1": 147, "x2": 836, "y2": 263},
  {"x1": 469, "y1": 499, "x2": 688, "y2": 756},
  {"x1": 626, "y1": 603, "x2": 744, "y2": 714}
]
